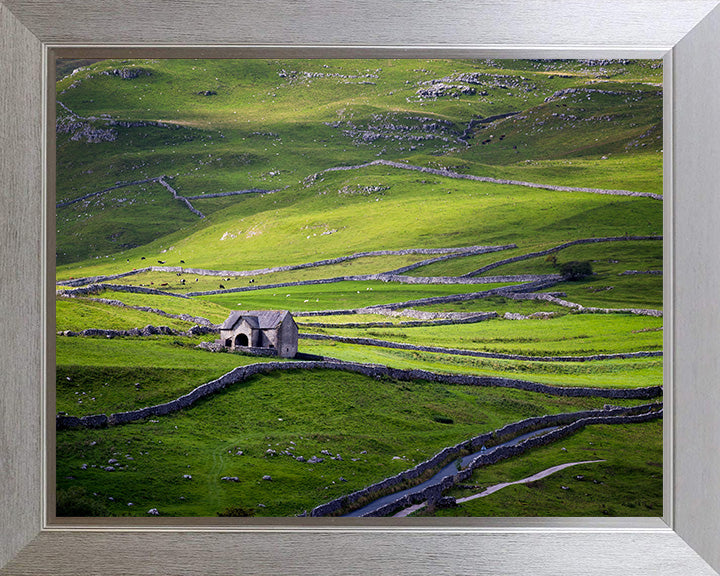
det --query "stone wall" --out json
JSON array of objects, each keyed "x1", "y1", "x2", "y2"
[
  {"x1": 58, "y1": 283, "x2": 189, "y2": 299},
  {"x1": 156, "y1": 177, "x2": 205, "y2": 218},
  {"x1": 184, "y1": 188, "x2": 275, "y2": 200},
  {"x1": 55, "y1": 177, "x2": 161, "y2": 209},
  {"x1": 464, "y1": 235, "x2": 663, "y2": 277},
  {"x1": 57, "y1": 268, "x2": 152, "y2": 288},
  {"x1": 316, "y1": 159, "x2": 663, "y2": 200},
  {"x1": 619, "y1": 270, "x2": 663, "y2": 275},
  {"x1": 183, "y1": 271, "x2": 552, "y2": 297},
  {"x1": 361, "y1": 409, "x2": 663, "y2": 517},
  {"x1": 59, "y1": 324, "x2": 217, "y2": 338},
  {"x1": 507, "y1": 292, "x2": 663, "y2": 317},
  {"x1": 297, "y1": 311, "x2": 497, "y2": 329},
  {"x1": 299, "y1": 333, "x2": 662, "y2": 363},
  {"x1": 379, "y1": 244, "x2": 516, "y2": 275},
  {"x1": 55, "y1": 244, "x2": 514, "y2": 288},
  {"x1": 56, "y1": 359, "x2": 663, "y2": 430},
  {"x1": 60, "y1": 295, "x2": 217, "y2": 327},
  {"x1": 309, "y1": 405, "x2": 662, "y2": 517}
]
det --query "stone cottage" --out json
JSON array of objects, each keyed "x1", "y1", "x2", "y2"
[{"x1": 218, "y1": 310, "x2": 298, "y2": 358}]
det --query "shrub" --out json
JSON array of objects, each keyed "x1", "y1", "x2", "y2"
[
  {"x1": 217, "y1": 505, "x2": 256, "y2": 517},
  {"x1": 433, "y1": 415, "x2": 454, "y2": 424},
  {"x1": 559, "y1": 260, "x2": 593, "y2": 281},
  {"x1": 56, "y1": 486, "x2": 110, "y2": 516}
]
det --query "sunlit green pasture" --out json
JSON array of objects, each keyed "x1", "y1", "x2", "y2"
[
  {"x1": 300, "y1": 340, "x2": 663, "y2": 389},
  {"x1": 56, "y1": 297, "x2": 195, "y2": 332},
  {"x1": 56, "y1": 167, "x2": 661, "y2": 279},
  {"x1": 197, "y1": 279, "x2": 517, "y2": 312},
  {"x1": 56, "y1": 367, "x2": 651, "y2": 517},
  {"x1": 56, "y1": 336, "x2": 280, "y2": 416},
  {"x1": 417, "y1": 420, "x2": 662, "y2": 517},
  {"x1": 309, "y1": 313, "x2": 663, "y2": 356}
]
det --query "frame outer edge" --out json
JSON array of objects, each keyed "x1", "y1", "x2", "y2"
[
  {"x1": 671, "y1": 4, "x2": 720, "y2": 573},
  {"x1": 0, "y1": 2, "x2": 44, "y2": 569},
  {"x1": 1, "y1": 0, "x2": 719, "y2": 574}
]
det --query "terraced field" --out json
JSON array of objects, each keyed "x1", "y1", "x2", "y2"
[{"x1": 55, "y1": 58, "x2": 663, "y2": 518}]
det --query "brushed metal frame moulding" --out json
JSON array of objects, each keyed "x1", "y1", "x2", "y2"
[
  {"x1": 43, "y1": 44, "x2": 672, "y2": 532},
  {"x1": 2, "y1": 1, "x2": 720, "y2": 575}
]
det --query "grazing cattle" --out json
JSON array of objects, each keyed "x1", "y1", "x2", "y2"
[
  {"x1": 219, "y1": 284, "x2": 226, "y2": 289},
  {"x1": 158, "y1": 260, "x2": 166, "y2": 264},
  {"x1": 180, "y1": 260, "x2": 185, "y2": 264},
  {"x1": 141, "y1": 257, "x2": 145, "y2": 260},
  {"x1": 176, "y1": 272, "x2": 182, "y2": 276},
  {"x1": 160, "y1": 283, "x2": 168, "y2": 287}
]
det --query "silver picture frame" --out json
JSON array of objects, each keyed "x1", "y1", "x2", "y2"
[{"x1": 2, "y1": 1, "x2": 720, "y2": 574}]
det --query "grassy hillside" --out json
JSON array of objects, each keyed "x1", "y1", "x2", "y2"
[
  {"x1": 55, "y1": 58, "x2": 663, "y2": 518},
  {"x1": 56, "y1": 58, "x2": 662, "y2": 268}
]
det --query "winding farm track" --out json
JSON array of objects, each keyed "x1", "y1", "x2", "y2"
[
  {"x1": 392, "y1": 459, "x2": 606, "y2": 517},
  {"x1": 312, "y1": 405, "x2": 662, "y2": 517}
]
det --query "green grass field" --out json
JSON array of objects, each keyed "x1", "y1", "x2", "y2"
[
  {"x1": 56, "y1": 368, "x2": 653, "y2": 517},
  {"x1": 55, "y1": 57, "x2": 663, "y2": 517}
]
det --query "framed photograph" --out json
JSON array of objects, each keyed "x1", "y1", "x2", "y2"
[{"x1": 2, "y1": 1, "x2": 720, "y2": 574}]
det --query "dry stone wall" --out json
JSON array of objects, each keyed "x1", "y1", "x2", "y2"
[
  {"x1": 507, "y1": 292, "x2": 663, "y2": 317},
  {"x1": 56, "y1": 177, "x2": 161, "y2": 209},
  {"x1": 56, "y1": 244, "x2": 514, "y2": 288},
  {"x1": 316, "y1": 160, "x2": 663, "y2": 200},
  {"x1": 463, "y1": 235, "x2": 663, "y2": 277},
  {"x1": 297, "y1": 311, "x2": 497, "y2": 329},
  {"x1": 309, "y1": 405, "x2": 662, "y2": 517},
  {"x1": 59, "y1": 296, "x2": 217, "y2": 327},
  {"x1": 59, "y1": 324, "x2": 216, "y2": 338},
  {"x1": 299, "y1": 333, "x2": 662, "y2": 363},
  {"x1": 56, "y1": 360, "x2": 663, "y2": 430},
  {"x1": 58, "y1": 283, "x2": 189, "y2": 299}
]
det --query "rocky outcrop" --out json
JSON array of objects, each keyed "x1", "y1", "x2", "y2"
[
  {"x1": 102, "y1": 67, "x2": 151, "y2": 80},
  {"x1": 619, "y1": 270, "x2": 662, "y2": 275},
  {"x1": 56, "y1": 116, "x2": 117, "y2": 143}
]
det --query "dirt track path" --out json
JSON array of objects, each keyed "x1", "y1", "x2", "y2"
[{"x1": 393, "y1": 459, "x2": 606, "y2": 517}]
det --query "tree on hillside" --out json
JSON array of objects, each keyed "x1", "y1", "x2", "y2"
[{"x1": 559, "y1": 260, "x2": 593, "y2": 281}]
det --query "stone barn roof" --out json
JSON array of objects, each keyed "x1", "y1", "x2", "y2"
[{"x1": 221, "y1": 310, "x2": 292, "y2": 331}]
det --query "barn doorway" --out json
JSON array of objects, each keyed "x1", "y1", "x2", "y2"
[{"x1": 235, "y1": 333, "x2": 249, "y2": 347}]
